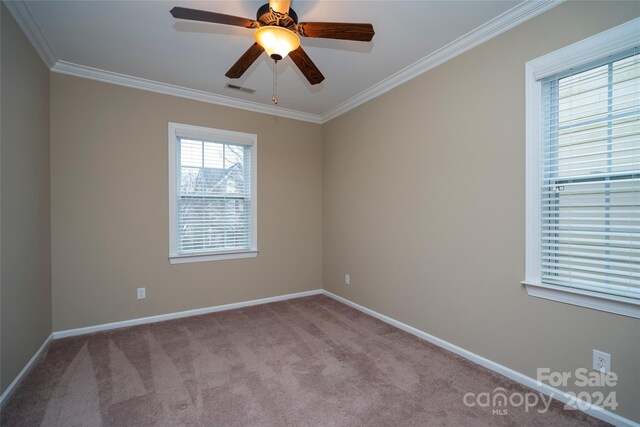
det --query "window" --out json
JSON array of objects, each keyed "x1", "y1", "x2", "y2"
[
  {"x1": 168, "y1": 123, "x2": 257, "y2": 263},
  {"x1": 524, "y1": 19, "x2": 639, "y2": 318}
]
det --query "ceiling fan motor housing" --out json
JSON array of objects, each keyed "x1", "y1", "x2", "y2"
[{"x1": 257, "y1": 3, "x2": 298, "y2": 30}]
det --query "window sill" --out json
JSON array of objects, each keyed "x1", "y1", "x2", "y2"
[
  {"x1": 522, "y1": 281, "x2": 640, "y2": 319},
  {"x1": 169, "y1": 250, "x2": 258, "y2": 264}
]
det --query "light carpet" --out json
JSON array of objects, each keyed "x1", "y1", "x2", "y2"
[{"x1": 1, "y1": 295, "x2": 608, "y2": 426}]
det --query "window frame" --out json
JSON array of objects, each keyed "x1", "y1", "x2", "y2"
[
  {"x1": 168, "y1": 122, "x2": 258, "y2": 264},
  {"x1": 523, "y1": 18, "x2": 640, "y2": 319}
]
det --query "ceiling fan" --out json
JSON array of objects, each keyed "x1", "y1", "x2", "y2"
[{"x1": 170, "y1": 0, "x2": 375, "y2": 87}]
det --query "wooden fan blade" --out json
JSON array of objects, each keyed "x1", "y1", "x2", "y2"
[
  {"x1": 225, "y1": 43, "x2": 265, "y2": 79},
  {"x1": 297, "y1": 22, "x2": 374, "y2": 42},
  {"x1": 170, "y1": 7, "x2": 258, "y2": 29},
  {"x1": 288, "y1": 47, "x2": 325, "y2": 85}
]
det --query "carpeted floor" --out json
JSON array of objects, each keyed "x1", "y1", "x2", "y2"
[{"x1": 1, "y1": 295, "x2": 608, "y2": 426}]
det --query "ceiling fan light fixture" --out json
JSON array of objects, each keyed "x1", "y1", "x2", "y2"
[{"x1": 254, "y1": 26, "x2": 300, "y2": 61}]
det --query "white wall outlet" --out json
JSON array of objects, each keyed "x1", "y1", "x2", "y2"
[
  {"x1": 593, "y1": 349, "x2": 611, "y2": 373},
  {"x1": 345, "y1": 274, "x2": 350, "y2": 285},
  {"x1": 137, "y1": 287, "x2": 146, "y2": 300}
]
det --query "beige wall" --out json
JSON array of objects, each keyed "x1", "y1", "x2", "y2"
[
  {"x1": 50, "y1": 74, "x2": 323, "y2": 331},
  {"x1": 322, "y1": 1, "x2": 640, "y2": 422},
  {"x1": 0, "y1": 4, "x2": 52, "y2": 394},
  {"x1": 9, "y1": 0, "x2": 639, "y2": 421}
]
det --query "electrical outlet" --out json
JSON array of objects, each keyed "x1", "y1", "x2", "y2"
[
  {"x1": 593, "y1": 349, "x2": 611, "y2": 374},
  {"x1": 137, "y1": 287, "x2": 146, "y2": 300},
  {"x1": 345, "y1": 274, "x2": 350, "y2": 285}
]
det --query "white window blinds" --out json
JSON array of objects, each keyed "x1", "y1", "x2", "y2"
[
  {"x1": 540, "y1": 47, "x2": 639, "y2": 300},
  {"x1": 176, "y1": 137, "x2": 253, "y2": 255}
]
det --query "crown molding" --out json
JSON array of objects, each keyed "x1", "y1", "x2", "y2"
[
  {"x1": 6, "y1": 0, "x2": 562, "y2": 124},
  {"x1": 2, "y1": 0, "x2": 57, "y2": 68},
  {"x1": 51, "y1": 61, "x2": 323, "y2": 124},
  {"x1": 320, "y1": 0, "x2": 564, "y2": 123},
  {"x1": 4, "y1": 0, "x2": 321, "y2": 123}
]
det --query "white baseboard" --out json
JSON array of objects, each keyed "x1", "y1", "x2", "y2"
[
  {"x1": 7, "y1": 289, "x2": 634, "y2": 426},
  {"x1": 0, "y1": 333, "x2": 53, "y2": 408},
  {"x1": 321, "y1": 290, "x2": 636, "y2": 427},
  {"x1": 53, "y1": 289, "x2": 323, "y2": 339},
  {"x1": 3, "y1": 290, "x2": 321, "y2": 407}
]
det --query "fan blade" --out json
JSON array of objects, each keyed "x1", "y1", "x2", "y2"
[
  {"x1": 269, "y1": 0, "x2": 291, "y2": 14},
  {"x1": 298, "y1": 22, "x2": 374, "y2": 42},
  {"x1": 170, "y1": 7, "x2": 258, "y2": 29},
  {"x1": 225, "y1": 43, "x2": 265, "y2": 79},
  {"x1": 288, "y1": 47, "x2": 325, "y2": 85}
]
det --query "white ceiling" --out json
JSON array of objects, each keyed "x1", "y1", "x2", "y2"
[{"x1": 18, "y1": 1, "x2": 543, "y2": 119}]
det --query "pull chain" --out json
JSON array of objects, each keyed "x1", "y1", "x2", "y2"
[{"x1": 272, "y1": 59, "x2": 279, "y2": 105}]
